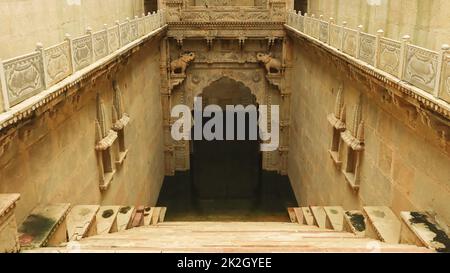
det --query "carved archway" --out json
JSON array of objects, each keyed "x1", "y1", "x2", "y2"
[{"x1": 184, "y1": 68, "x2": 268, "y2": 109}]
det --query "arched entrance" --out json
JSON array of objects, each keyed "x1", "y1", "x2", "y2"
[{"x1": 191, "y1": 77, "x2": 261, "y2": 210}]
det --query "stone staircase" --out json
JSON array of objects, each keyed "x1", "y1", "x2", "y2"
[{"x1": 1, "y1": 194, "x2": 448, "y2": 253}]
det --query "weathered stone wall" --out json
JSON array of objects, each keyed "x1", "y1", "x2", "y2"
[
  {"x1": 0, "y1": 0, "x2": 144, "y2": 59},
  {"x1": 305, "y1": 0, "x2": 450, "y2": 51},
  {"x1": 288, "y1": 37, "x2": 450, "y2": 224},
  {"x1": 0, "y1": 38, "x2": 165, "y2": 224}
]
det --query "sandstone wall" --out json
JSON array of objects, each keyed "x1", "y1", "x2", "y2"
[
  {"x1": 0, "y1": 38, "x2": 165, "y2": 224},
  {"x1": 0, "y1": 0, "x2": 144, "y2": 59},
  {"x1": 305, "y1": 0, "x2": 450, "y2": 51},
  {"x1": 288, "y1": 37, "x2": 450, "y2": 224}
]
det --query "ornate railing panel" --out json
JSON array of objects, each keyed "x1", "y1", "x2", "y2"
[
  {"x1": 0, "y1": 11, "x2": 165, "y2": 109},
  {"x1": 329, "y1": 23, "x2": 342, "y2": 50},
  {"x1": 402, "y1": 44, "x2": 439, "y2": 94},
  {"x1": 43, "y1": 41, "x2": 73, "y2": 87},
  {"x1": 71, "y1": 34, "x2": 94, "y2": 71},
  {"x1": 359, "y1": 32, "x2": 376, "y2": 66},
  {"x1": 108, "y1": 25, "x2": 120, "y2": 53},
  {"x1": 93, "y1": 29, "x2": 109, "y2": 61},
  {"x1": 378, "y1": 37, "x2": 402, "y2": 77},
  {"x1": 2, "y1": 52, "x2": 45, "y2": 106},
  {"x1": 319, "y1": 21, "x2": 329, "y2": 44},
  {"x1": 342, "y1": 27, "x2": 358, "y2": 57},
  {"x1": 440, "y1": 51, "x2": 450, "y2": 102},
  {"x1": 285, "y1": 10, "x2": 450, "y2": 104}
]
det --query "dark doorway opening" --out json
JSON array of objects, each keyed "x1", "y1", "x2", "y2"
[
  {"x1": 294, "y1": 0, "x2": 308, "y2": 13},
  {"x1": 144, "y1": 0, "x2": 158, "y2": 14},
  {"x1": 157, "y1": 78, "x2": 297, "y2": 221}
]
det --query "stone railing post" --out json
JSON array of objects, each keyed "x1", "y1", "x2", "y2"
[
  {"x1": 304, "y1": 13, "x2": 309, "y2": 35},
  {"x1": 356, "y1": 25, "x2": 363, "y2": 59},
  {"x1": 36, "y1": 42, "x2": 49, "y2": 89},
  {"x1": 399, "y1": 35, "x2": 411, "y2": 79},
  {"x1": 375, "y1": 29, "x2": 384, "y2": 68},
  {"x1": 115, "y1": 20, "x2": 122, "y2": 46},
  {"x1": 0, "y1": 59, "x2": 9, "y2": 111},
  {"x1": 328, "y1": 17, "x2": 334, "y2": 45},
  {"x1": 340, "y1": 21, "x2": 347, "y2": 51},
  {"x1": 65, "y1": 33, "x2": 76, "y2": 74},
  {"x1": 86, "y1": 27, "x2": 95, "y2": 63},
  {"x1": 103, "y1": 24, "x2": 110, "y2": 55},
  {"x1": 436, "y1": 44, "x2": 450, "y2": 98}
]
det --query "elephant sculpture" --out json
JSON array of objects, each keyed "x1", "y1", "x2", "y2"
[
  {"x1": 170, "y1": 52, "x2": 196, "y2": 75},
  {"x1": 256, "y1": 53, "x2": 282, "y2": 74}
]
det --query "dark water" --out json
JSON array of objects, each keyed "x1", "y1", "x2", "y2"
[{"x1": 157, "y1": 171, "x2": 298, "y2": 222}]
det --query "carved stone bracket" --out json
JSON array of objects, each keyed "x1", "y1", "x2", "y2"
[
  {"x1": 238, "y1": 36, "x2": 247, "y2": 50},
  {"x1": 95, "y1": 130, "x2": 118, "y2": 151},
  {"x1": 175, "y1": 36, "x2": 184, "y2": 48},
  {"x1": 206, "y1": 36, "x2": 215, "y2": 50},
  {"x1": 112, "y1": 114, "x2": 130, "y2": 131},
  {"x1": 266, "y1": 74, "x2": 284, "y2": 91},
  {"x1": 169, "y1": 74, "x2": 187, "y2": 91}
]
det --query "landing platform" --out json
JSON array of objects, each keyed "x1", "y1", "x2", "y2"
[{"x1": 24, "y1": 222, "x2": 432, "y2": 253}]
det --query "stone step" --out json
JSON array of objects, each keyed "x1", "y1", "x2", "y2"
[
  {"x1": 301, "y1": 207, "x2": 315, "y2": 226},
  {"x1": 0, "y1": 194, "x2": 21, "y2": 253},
  {"x1": 132, "y1": 206, "x2": 145, "y2": 228},
  {"x1": 25, "y1": 244, "x2": 433, "y2": 253},
  {"x1": 149, "y1": 207, "x2": 167, "y2": 225},
  {"x1": 66, "y1": 205, "x2": 100, "y2": 241},
  {"x1": 363, "y1": 206, "x2": 401, "y2": 244},
  {"x1": 96, "y1": 206, "x2": 120, "y2": 235},
  {"x1": 22, "y1": 221, "x2": 433, "y2": 253},
  {"x1": 18, "y1": 203, "x2": 71, "y2": 249},
  {"x1": 287, "y1": 207, "x2": 305, "y2": 225},
  {"x1": 116, "y1": 206, "x2": 136, "y2": 232},
  {"x1": 310, "y1": 206, "x2": 327, "y2": 229},
  {"x1": 287, "y1": 207, "x2": 297, "y2": 223},
  {"x1": 400, "y1": 211, "x2": 450, "y2": 253},
  {"x1": 324, "y1": 206, "x2": 344, "y2": 231},
  {"x1": 156, "y1": 221, "x2": 321, "y2": 232},
  {"x1": 143, "y1": 207, "x2": 153, "y2": 226},
  {"x1": 343, "y1": 210, "x2": 366, "y2": 237}
]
